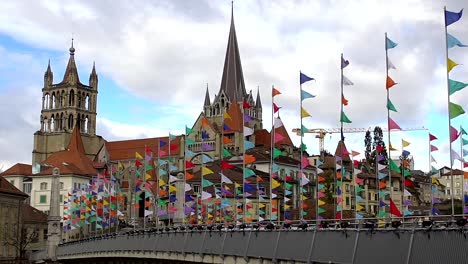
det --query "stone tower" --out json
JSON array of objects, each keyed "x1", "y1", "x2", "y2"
[{"x1": 32, "y1": 40, "x2": 105, "y2": 165}]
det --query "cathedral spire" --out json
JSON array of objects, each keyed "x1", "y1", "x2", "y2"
[
  {"x1": 218, "y1": 3, "x2": 246, "y2": 104},
  {"x1": 44, "y1": 59, "x2": 53, "y2": 87},
  {"x1": 204, "y1": 84, "x2": 211, "y2": 106},
  {"x1": 89, "y1": 61, "x2": 98, "y2": 90},
  {"x1": 256, "y1": 86, "x2": 262, "y2": 108},
  {"x1": 61, "y1": 38, "x2": 80, "y2": 84}
]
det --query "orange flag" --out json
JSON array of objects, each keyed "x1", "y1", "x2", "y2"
[
  {"x1": 201, "y1": 117, "x2": 210, "y2": 127},
  {"x1": 223, "y1": 136, "x2": 233, "y2": 144},
  {"x1": 379, "y1": 181, "x2": 387, "y2": 189},
  {"x1": 318, "y1": 176, "x2": 325, "y2": 182},
  {"x1": 185, "y1": 172, "x2": 194, "y2": 180},
  {"x1": 342, "y1": 95, "x2": 348, "y2": 106},
  {"x1": 272, "y1": 87, "x2": 281, "y2": 97},
  {"x1": 244, "y1": 154, "x2": 256, "y2": 164},
  {"x1": 386, "y1": 76, "x2": 397, "y2": 89}
]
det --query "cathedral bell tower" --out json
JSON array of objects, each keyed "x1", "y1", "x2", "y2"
[{"x1": 32, "y1": 40, "x2": 105, "y2": 165}]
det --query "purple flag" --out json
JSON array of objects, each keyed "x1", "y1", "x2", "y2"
[
  {"x1": 377, "y1": 154, "x2": 385, "y2": 161},
  {"x1": 243, "y1": 113, "x2": 254, "y2": 122},
  {"x1": 223, "y1": 123, "x2": 231, "y2": 131},
  {"x1": 184, "y1": 206, "x2": 194, "y2": 215},
  {"x1": 404, "y1": 200, "x2": 412, "y2": 206},
  {"x1": 432, "y1": 197, "x2": 441, "y2": 204},
  {"x1": 202, "y1": 143, "x2": 214, "y2": 151},
  {"x1": 157, "y1": 209, "x2": 167, "y2": 216},
  {"x1": 145, "y1": 154, "x2": 152, "y2": 162},
  {"x1": 464, "y1": 206, "x2": 468, "y2": 214},
  {"x1": 341, "y1": 57, "x2": 350, "y2": 69}
]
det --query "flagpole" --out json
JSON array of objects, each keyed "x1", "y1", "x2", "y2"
[
  {"x1": 221, "y1": 109, "x2": 225, "y2": 225},
  {"x1": 401, "y1": 139, "x2": 406, "y2": 222},
  {"x1": 168, "y1": 134, "x2": 172, "y2": 226},
  {"x1": 443, "y1": 6, "x2": 455, "y2": 219},
  {"x1": 461, "y1": 125, "x2": 465, "y2": 218},
  {"x1": 385, "y1": 32, "x2": 394, "y2": 222},
  {"x1": 156, "y1": 140, "x2": 161, "y2": 229},
  {"x1": 143, "y1": 145, "x2": 147, "y2": 229},
  {"x1": 201, "y1": 126, "x2": 205, "y2": 225},
  {"x1": 375, "y1": 149, "x2": 380, "y2": 220},
  {"x1": 429, "y1": 132, "x2": 434, "y2": 218},
  {"x1": 183, "y1": 130, "x2": 188, "y2": 226},
  {"x1": 242, "y1": 105, "x2": 247, "y2": 225},
  {"x1": 339, "y1": 53, "x2": 344, "y2": 221},
  {"x1": 300, "y1": 74, "x2": 305, "y2": 222},
  {"x1": 270, "y1": 85, "x2": 274, "y2": 224},
  {"x1": 352, "y1": 153, "x2": 357, "y2": 221}
]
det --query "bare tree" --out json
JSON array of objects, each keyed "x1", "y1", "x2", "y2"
[{"x1": 3, "y1": 223, "x2": 38, "y2": 263}]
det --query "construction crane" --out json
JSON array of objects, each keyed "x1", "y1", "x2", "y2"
[{"x1": 291, "y1": 127, "x2": 427, "y2": 157}]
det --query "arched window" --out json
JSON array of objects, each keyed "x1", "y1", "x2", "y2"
[
  {"x1": 69, "y1": 90, "x2": 75, "y2": 106},
  {"x1": 61, "y1": 90, "x2": 65, "y2": 107},
  {"x1": 51, "y1": 92, "x2": 56, "y2": 109},
  {"x1": 40, "y1": 182, "x2": 47, "y2": 190},
  {"x1": 84, "y1": 116, "x2": 89, "y2": 133},
  {"x1": 44, "y1": 94, "x2": 50, "y2": 109},
  {"x1": 85, "y1": 94, "x2": 90, "y2": 110},
  {"x1": 50, "y1": 116, "x2": 55, "y2": 132},
  {"x1": 43, "y1": 118, "x2": 49, "y2": 132},
  {"x1": 68, "y1": 114, "x2": 74, "y2": 130}
]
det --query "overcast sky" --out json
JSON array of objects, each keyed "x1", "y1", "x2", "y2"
[{"x1": 0, "y1": 0, "x2": 467, "y2": 172}]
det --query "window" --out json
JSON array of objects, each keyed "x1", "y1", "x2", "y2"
[
  {"x1": 59, "y1": 195, "x2": 63, "y2": 203},
  {"x1": 23, "y1": 182, "x2": 32, "y2": 194},
  {"x1": 193, "y1": 184, "x2": 200, "y2": 193},
  {"x1": 456, "y1": 182, "x2": 461, "y2": 188},
  {"x1": 345, "y1": 197, "x2": 350, "y2": 206},
  {"x1": 60, "y1": 182, "x2": 64, "y2": 190},
  {"x1": 40, "y1": 195, "x2": 47, "y2": 204},
  {"x1": 40, "y1": 182, "x2": 47, "y2": 190},
  {"x1": 345, "y1": 184, "x2": 350, "y2": 192}
]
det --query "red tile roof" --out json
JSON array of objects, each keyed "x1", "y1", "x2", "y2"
[
  {"x1": 36, "y1": 126, "x2": 97, "y2": 177},
  {"x1": 106, "y1": 136, "x2": 182, "y2": 161},
  {"x1": 0, "y1": 163, "x2": 32, "y2": 176},
  {"x1": 22, "y1": 203, "x2": 47, "y2": 223},
  {"x1": 0, "y1": 176, "x2": 28, "y2": 198}
]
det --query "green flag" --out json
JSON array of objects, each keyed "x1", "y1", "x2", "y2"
[
  {"x1": 463, "y1": 138, "x2": 468, "y2": 146},
  {"x1": 285, "y1": 182, "x2": 293, "y2": 189},
  {"x1": 449, "y1": 79, "x2": 468, "y2": 95},
  {"x1": 158, "y1": 199, "x2": 166, "y2": 206},
  {"x1": 318, "y1": 207, "x2": 326, "y2": 214},
  {"x1": 186, "y1": 126, "x2": 195, "y2": 135},
  {"x1": 449, "y1": 102, "x2": 465, "y2": 119},
  {"x1": 403, "y1": 169, "x2": 411, "y2": 177},
  {"x1": 462, "y1": 127, "x2": 468, "y2": 135},
  {"x1": 340, "y1": 111, "x2": 352, "y2": 123},
  {"x1": 301, "y1": 143, "x2": 307, "y2": 151},
  {"x1": 202, "y1": 179, "x2": 213, "y2": 187},
  {"x1": 185, "y1": 138, "x2": 195, "y2": 146},
  {"x1": 301, "y1": 124, "x2": 309, "y2": 134},
  {"x1": 389, "y1": 159, "x2": 400, "y2": 172},
  {"x1": 387, "y1": 98, "x2": 398, "y2": 112},
  {"x1": 273, "y1": 148, "x2": 283, "y2": 159},
  {"x1": 378, "y1": 210, "x2": 387, "y2": 217},
  {"x1": 356, "y1": 186, "x2": 365, "y2": 192},
  {"x1": 223, "y1": 148, "x2": 233, "y2": 157}
]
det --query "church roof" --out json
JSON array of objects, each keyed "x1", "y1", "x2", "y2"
[
  {"x1": 37, "y1": 126, "x2": 97, "y2": 176},
  {"x1": 58, "y1": 40, "x2": 84, "y2": 86},
  {"x1": 106, "y1": 136, "x2": 182, "y2": 161},
  {"x1": 0, "y1": 176, "x2": 28, "y2": 198},
  {"x1": 217, "y1": 7, "x2": 247, "y2": 103}
]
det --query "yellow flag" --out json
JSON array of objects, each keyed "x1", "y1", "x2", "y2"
[
  {"x1": 378, "y1": 219, "x2": 385, "y2": 228},
  {"x1": 208, "y1": 213, "x2": 213, "y2": 218},
  {"x1": 145, "y1": 173, "x2": 152, "y2": 180},
  {"x1": 448, "y1": 58, "x2": 459, "y2": 73},
  {"x1": 402, "y1": 139, "x2": 410, "y2": 147},
  {"x1": 224, "y1": 111, "x2": 232, "y2": 120},
  {"x1": 432, "y1": 177, "x2": 440, "y2": 185},
  {"x1": 284, "y1": 204, "x2": 291, "y2": 209},
  {"x1": 159, "y1": 179, "x2": 166, "y2": 186},
  {"x1": 301, "y1": 195, "x2": 307, "y2": 200},
  {"x1": 169, "y1": 185, "x2": 177, "y2": 193},
  {"x1": 118, "y1": 161, "x2": 124, "y2": 170},
  {"x1": 301, "y1": 107, "x2": 311, "y2": 118},
  {"x1": 272, "y1": 179, "x2": 281, "y2": 189},
  {"x1": 225, "y1": 185, "x2": 231, "y2": 190},
  {"x1": 202, "y1": 167, "x2": 214, "y2": 176},
  {"x1": 389, "y1": 143, "x2": 398, "y2": 151},
  {"x1": 259, "y1": 203, "x2": 266, "y2": 208},
  {"x1": 86, "y1": 206, "x2": 91, "y2": 212},
  {"x1": 135, "y1": 152, "x2": 143, "y2": 159},
  {"x1": 235, "y1": 182, "x2": 241, "y2": 188},
  {"x1": 80, "y1": 214, "x2": 86, "y2": 220},
  {"x1": 318, "y1": 199, "x2": 326, "y2": 206},
  {"x1": 356, "y1": 204, "x2": 364, "y2": 211}
]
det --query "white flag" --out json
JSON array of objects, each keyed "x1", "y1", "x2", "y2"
[
  {"x1": 317, "y1": 168, "x2": 324, "y2": 174},
  {"x1": 274, "y1": 117, "x2": 283, "y2": 128},
  {"x1": 300, "y1": 173, "x2": 310, "y2": 186},
  {"x1": 377, "y1": 164, "x2": 386, "y2": 171},
  {"x1": 451, "y1": 149, "x2": 464, "y2": 165},
  {"x1": 404, "y1": 189, "x2": 412, "y2": 197},
  {"x1": 284, "y1": 197, "x2": 290, "y2": 202},
  {"x1": 117, "y1": 210, "x2": 124, "y2": 216},
  {"x1": 244, "y1": 126, "x2": 254, "y2": 136},
  {"x1": 220, "y1": 172, "x2": 233, "y2": 184},
  {"x1": 184, "y1": 183, "x2": 192, "y2": 192},
  {"x1": 144, "y1": 210, "x2": 153, "y2": 217},
  {"x1": 387, "y1": 58, "x2": 396, "y2": 70},
  {"x1": 353, "y1": 168, "x2": 362, "y2": 175},
  {"x1": 430, "y1": 155, "x2": 437, "y2": 164},
  {"x1": 272, "y1": 193, "x2": 277, "y2": 198},
  {"x1": 201, "y1": 191, "x2": 212, "y2": 200},
  {"x1": 336, "y1": 164, "x2": 342, "y2": 170},
  {"x1": 342, "y1": 75, "x2": 354, "y2": 85},
  {"x1": 259, "y1": 216, "x2": 264, "y2": 222},
  {"x1": 169, "y1": 175, "x2": 178, "y2": 183}
]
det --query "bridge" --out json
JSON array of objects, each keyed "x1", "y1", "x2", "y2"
[{"x1": 30, "y1": 219, "x2": 468, "y2": 264}]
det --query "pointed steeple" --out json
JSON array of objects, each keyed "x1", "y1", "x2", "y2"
[
  {"x1": 218, "y1": 3, "x2": 246, "y2": 103},
  {"x1": 89, "y1": 61, "x2": 98, "y2": 89},
  {"x1": 44, "y1": 59, "x2": 53, "y2": 87},
  {"x1": 256, "y1": 86, "x2": 262, "y2": 109},
  {"x1": 61, "y1": 38, "x2": 81, "y2": 84},
  {"x1": 204, "y1": 84, "x2": 211, "y2": 106}
]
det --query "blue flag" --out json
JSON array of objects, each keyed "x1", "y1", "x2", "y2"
[
  {"x1": 386, "y1": 36, "x2": 398, "y2": 49},
  {"x1": 300, "y1": 89, "x2": 315, "y2": 100},
  {"x1": 300, "y1": 72, "x2": 315, "y2": 84},
  {"x1": 445, "y1": 9, "x2": 463, "y2": 27},
  {"x1": 159, "y1": 140, "x2": 167, "y2": 147},
  {"x1": 341, "y1": 57, "x2": 349, "y2": 69},
  {"x1": 447, "y1": 33, "x2": 468, "y2": 48}
]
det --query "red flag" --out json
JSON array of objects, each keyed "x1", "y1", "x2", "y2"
[
  {"x1": 389, "y1": 198, "x2": 402, "y2": 217},
  {"x1": 464, "y1": 162, "x2": 468, "y2": 168},
  {"x1": 376, "y1": 145, "x2": 384, "y2": 152},
  {"x1": 135, "y1": 160, "x2": 142, "y2": 167},
  {"x1": 386, "y1": 76, "x2": 397, "y2": 89},
  {"x1": 170, "y1": 144, "x2": 178, "y2": 151},
  {"x1": 273, "y1": 103, "x2": 281, "y2": 113},
  {"x1": 243, "y1": 101, "x2": 251, "y2": 109},
  {"x1": 272, "y1": 88, "x2": 281, "y2": 97},
  {"x1": 221, "y1": 161, "x2": 234, "y2": 170},
  {"x1": 430, "y1": 145, "x2": 438, "y2": 152},
  {"x1": 145, "y1": 146, "x2": 153, "y2": 153},
  {"x1": 404, "y1": 179, "x2": 414, "y2": 187},
  {"x1": 429, "y1": 133, "x2": 437, "y2": 141},
  {"x1": 185, "y1": 160, "x2": 194, "y2": 169},
  {"x1": 272, "y1": 208, "x2": 278, "y2": 212},
  {"x1": 342, "y1": 95, "x2": 348, "y2": 106},
  {"x1": 285, "y1": 175, "x2": 293, "y2": 181},
  {"x1": 353, "y1": 160, "x2": 360, "y2": 166},
  {"x1": 450, "y1": 126, "x2": 460, "y2": 142},
  {"x1": 388, "y1": 117, "x2": 401, "y2": 130}
]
